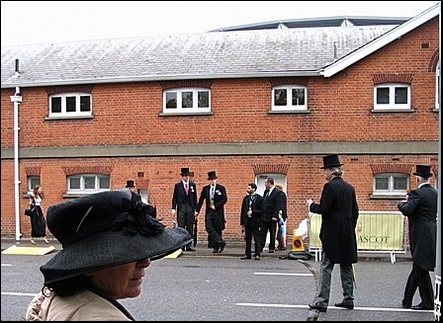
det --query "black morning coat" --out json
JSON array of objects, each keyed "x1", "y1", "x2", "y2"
[
  {"x1": 171, "y1": 181, "x2": 197, "y2": 212},
  {"x1": 197, "y1": 184, "x2": 228, "y2": 228},
  {"x1": 397, "y1": 184, "x2": 437, "y2": 271},
  {"x1": 309, "y1": 177, "x2": 359, "y2": 264}
]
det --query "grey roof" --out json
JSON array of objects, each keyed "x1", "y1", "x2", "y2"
[{"x1": 1, "y1": 25, "x2": 395, "y2": 88}]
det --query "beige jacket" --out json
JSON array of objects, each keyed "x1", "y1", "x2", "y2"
[{"x1": 25, "y1": 289, "x2": 132, "y2": 321}]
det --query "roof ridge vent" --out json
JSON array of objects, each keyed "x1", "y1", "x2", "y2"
[{"x1": 341, "y1": 17, "x2": 354, "y2": 28}]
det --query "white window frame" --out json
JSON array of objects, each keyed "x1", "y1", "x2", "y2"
[
  {"x1": 373, "y1": 173, "x2": 408, "y2": 196},
  {"x1": 67, "y1": 174, "x2": 110, "y2": 194},
  {"x1": 27, "y1": 176, "x2": 40, "y2": 193},
  {"x1": 272, "y1": 85, "x2": 307, "y2": 111},
  {"x1": 373, "y1": 83, "x2": 411, "y2": 110},
  {"x1": 163, "y1": 88, "x2": 211, "y2": 114},
  {"x1": 49, "y1": 92, "x2": 92, "y2": 117}
]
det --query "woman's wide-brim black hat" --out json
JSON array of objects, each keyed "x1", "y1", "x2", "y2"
[{"x1": 40, "y1": 190, "x2": 191, "y2": 285}]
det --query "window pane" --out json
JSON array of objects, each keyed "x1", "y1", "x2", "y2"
[
  {"x1": 274, "y1": 89, "x2": 287, "y2": 106},
  {"x1": 376, "y1": 88, "x2": 390, "y2": 104},
  {"x1": 84, "y1": 176, "x2": 96, "y2": 189},
  {"x1": 375, "y1": 177, "x2": 389, "y2": 190},
  {"x1": 395, "y1": 87, "x2": 408, "y2": 104},
  {"x1": 66, "y1": 96, "x2": 76, "y2": 112},
  {"x1": 166, "y1": 92, "x2": 177, "y2": 109},
  {"x1": 182, "y1": 91, "x2": 193, "y2": 108},
  {"x1": 292, "y1": 88, "x2": 305, "y2": 106},
  {"x1": 80, "y1": 96, "x2": 91, "y2": 112},
  {"x1": 51, "y1": 97, "x2": 62, "y2": 113},
  {"x1": 99, "y1": 177, "x2": 110, "y2": 189},
  {"x1": 393, "y1": 177, "x2": 407, "y2": 190},
  {"x1": 29, "y1": 177, "x2": 40, "y2": 191},
  {"x1": 69, "y1": 177, "x2": 81, "y2": 189},
  {"x1": 198, "y1": 91, "x2": 209, "y2": 108}
]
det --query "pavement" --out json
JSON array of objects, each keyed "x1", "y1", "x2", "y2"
[{"x1": 1, "y1": 237, "x2": 412, "y2": 262}]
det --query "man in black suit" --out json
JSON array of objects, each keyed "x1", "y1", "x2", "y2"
[
  {"x1": 398, "y1": 164, "x2": 437, "y2": 311},
  {"x1": 260, "y1": 177, "x2": 280, "y2": 253},
  {"x1": 240, "y1": 183, "x2": 264, "y2": 260},
  {"x1": 307, "y1": 154, "x2": 359, "y2": 313},
  {"x1": 172, "y1": 167, "x2": 198, "y2": 251},
  {"x1": 197, "y1": 171, "x2": 228, "y2": 253}
]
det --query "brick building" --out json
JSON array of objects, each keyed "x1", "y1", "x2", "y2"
[{"x1": 1, "y1": 4, "x2": 439, "y2": 246}]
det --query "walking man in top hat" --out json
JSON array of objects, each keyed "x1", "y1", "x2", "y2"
[
  {"x1": 306, "y1": 154, "x2": 359, "y2": 313},
  {"x1": 172, "y1": 167, "x2": 198, "y2": 251},
  {"x1": 197, "y1": 171, "x2": 228, "y2": 253},
  {"x1": 398, "y1": 164, "x2": 437, "y2": 310}
]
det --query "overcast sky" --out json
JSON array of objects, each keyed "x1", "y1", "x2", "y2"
[{"x1": 1, "y1": 1, "x2": 439, "y2": 46}]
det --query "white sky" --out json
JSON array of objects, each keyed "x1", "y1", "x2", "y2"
[{"x1": 1, "y1": 1, "x2": 439, "y2": 46}]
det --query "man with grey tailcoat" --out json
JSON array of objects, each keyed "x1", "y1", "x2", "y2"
[
  {"x1": 307, "y1": 154, "x2": 359, "y2": 313},
  {"x1": 397, "y1": 164, "x2": 437, "y2": 310}
]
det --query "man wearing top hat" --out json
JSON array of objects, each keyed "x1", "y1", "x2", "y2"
[
  {"x1": 125, "y1": 180, "x2": 141, "y2": 202},
  {"x1": 197, "y1": 171, "x2": 228, "y2": 253},
  {"x1": 397, "y1": 164, "x2": 437, "y2": 310},
  {"x1": 172, "y1": 168, "x2": 198, "y2": 251},
  {"x1": 306, "y1": 154, "x2": 359, "y2": 313}
]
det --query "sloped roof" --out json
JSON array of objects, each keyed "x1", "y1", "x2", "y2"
[
  {"x1": 1, "y1": 25, "x2": 394, "y2": 88},
  {"x1": 323, "y1": 2, "x2": 440, "y2": 77}
]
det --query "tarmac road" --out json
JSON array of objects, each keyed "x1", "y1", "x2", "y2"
[{"x1": 1, "y1": 242, "x2": 435, "y2": 321}]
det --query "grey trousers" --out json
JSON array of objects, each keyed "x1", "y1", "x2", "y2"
[{"x1": 315, "y1": 254, "x2": 354, "y2": 307}]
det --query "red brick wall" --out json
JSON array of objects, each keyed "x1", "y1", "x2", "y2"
[{"x1": 1, "y1": 155, "x2": 438, "y2": 241}]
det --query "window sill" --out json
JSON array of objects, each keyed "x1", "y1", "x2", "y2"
[
  {"x1": 369, "y1": 194, "x2": 406, "y2": 200},
  {"x1": 45, "y1": 115, "x2": 94, "y2": 121},
  {"x1": 159, "y1": 111, "x2": 213, "y2": 117},
  {"x1": 268, "y1": 109, "x2": 310, "y2": 115},
  {"x1": 370, "y1": 108, "x2": 415, "y2": 113}
]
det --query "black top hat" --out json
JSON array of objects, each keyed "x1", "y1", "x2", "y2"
[
  {"x1": 180, "y1": 167, "x2": 190, "y2": 176},
  {"x1": 125, "y1": 180, "x2": 135, "y2": 188},
  {"x1": 207, "y1": 171, "x2": 217, "y2": 180},
  {"x1": 40, "y1": 190, "x2": 191, "y2": 285},
  {"x1": 321, "y1": 154, "x2": 343, "y2": 169},
  {"x1": 413, "y1": 164, "x2": 433, "y2": 178}
]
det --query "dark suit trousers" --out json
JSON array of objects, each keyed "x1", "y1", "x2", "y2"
[
  {"x1": 403, "y1": 262, "x2": 434, "y2": 307},
  {"x1": 178, "y1": 204, "x2": 195, "y2": 248},
  {"x1": 244, "y1": 224, "x2": 261, "y2": 257},
  {"x1": 260, "y1": 219, "x2": 277, "y2": 251},
  {"x1": 205, "y1": 210, "x2": 224, "y2": 249}
]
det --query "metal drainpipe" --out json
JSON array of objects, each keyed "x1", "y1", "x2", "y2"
[{"x1": 10, "y1": 59, "x2": 22, "y2": 242}]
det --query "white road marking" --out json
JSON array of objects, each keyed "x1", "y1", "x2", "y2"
[
  {"x1": 254, "y1": 272, "x2": 313, "y2": 277},
  {"x1": 237, "y1": 303, "x2": 433, "y2": 312}
]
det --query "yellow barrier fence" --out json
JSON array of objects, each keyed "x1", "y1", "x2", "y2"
[{"x1": 308, "y1": 211, "x2": 406, "y2": 263}]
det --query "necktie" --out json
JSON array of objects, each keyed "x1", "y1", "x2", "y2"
[
  {"x1": 184, "y1": 182, "x2": 189, "y2": 195},
  {"x1": 210, "y1": 186, "x2": 215, "y2": 199}
]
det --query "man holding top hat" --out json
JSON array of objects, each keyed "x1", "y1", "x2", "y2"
[
  {"x1": 306, "y1": 154, "x2": 359, "y2": 313},
  {"x1": 197, "y1": 171, "x2": 228, "y2": 253},
  {"x1": 398, "y1": 164, "x2": 437, "y2": 310},
  {"x1": 172, "y1": 167, "x2": 198, "y2": 251}
]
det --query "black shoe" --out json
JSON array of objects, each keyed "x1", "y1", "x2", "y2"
[
  {"x1": 335, "y1": 301, "x2": 354, "y2": 309},
  {"x1": 401, "y1": 300, "x2": 411, "y2": 309},
  {"x1": 241, "y1": 256, "x2": 251, "y2": 260},
  {"x1": 254, "y1": 255, "x2": 260, "y2": 260},
  {"x1": 212, "y1": 248, "x2": 219, "y2": 253},
  {"x1": 410, "y1": 304, "x2": 433, "y2": 310},
  {"x1": 186, "y1": 247, "x2": 196, "y2": 252},
  {"x1": 308, "y1": 302, "x2": 327, "y2": 312},
  {"x1": 268, "y1": 249, "x2": 275, "y2": 253},
  {"x1": 218, "y1": 242, "x2": 226, "y2": 253}
]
